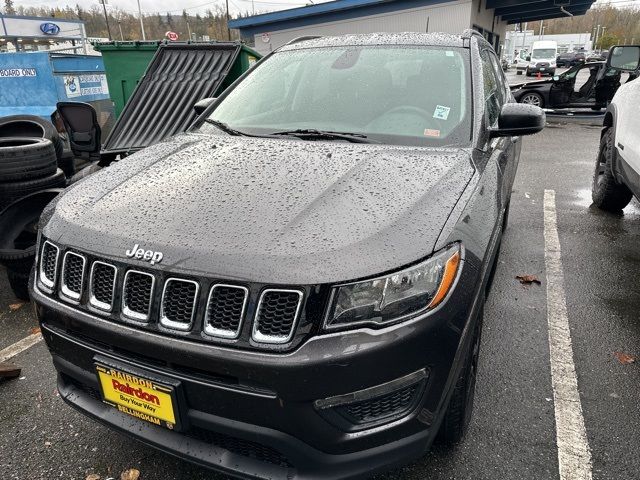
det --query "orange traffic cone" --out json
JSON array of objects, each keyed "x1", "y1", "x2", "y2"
[{"x1": 537, "y1": 71, "x2": 542, "y2": 79}]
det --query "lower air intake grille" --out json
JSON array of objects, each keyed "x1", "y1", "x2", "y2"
[
  {"x1": 187, "y1": 427, "x2": 292, "y2": 468},
  {"x1": 40, "y1": 241, "x2": 59, "y2": 287},
  {"x1": 61, "y1": 252, "x2": 85, "y2": 301},
  {"x1": 337, "y1": 383, "x2": 420, "y2": 425},
  {"x1": 204, "y1": 285, "x2": 248, "y2": 338},
  {"x1": 160, "y1": 279, "x2": 198, "y2": 330},
  {"x1": 122, "y1": 271, "x2": 154, "y2": 321},
  {"x1": 253, "y1": 289, "x2": 303, "y2": 344}
]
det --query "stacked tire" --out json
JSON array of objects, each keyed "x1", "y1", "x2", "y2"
[
  {"x1": 0, "y1": 138, "x2": 66, "y2": 210},
  {"x1": 1, "y1": 130, "x2": 67, "y2": 300}
]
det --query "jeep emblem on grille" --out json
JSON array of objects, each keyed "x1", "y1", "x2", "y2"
[{"x1": 125, "y1": 243, "x2": 163, "y2": 265}]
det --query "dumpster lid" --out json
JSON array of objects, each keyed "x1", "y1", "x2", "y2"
[{"x1": 102, "y1": 42, "x2": 242, "y2": 154}]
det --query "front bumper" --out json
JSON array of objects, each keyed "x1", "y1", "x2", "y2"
[
  {"x1": 527, "y1": 66, "x2": 555, "y2": 74},
  {"x1": 32, "y1": 263, "x2": 483, "y2": 479}
]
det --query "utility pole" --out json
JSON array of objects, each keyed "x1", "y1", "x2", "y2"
[
  {"x1": 137, "y1": 0, "x2": 146, "y2": 40},
  {"x1": 600, "y1": 26, "x2": 606, "y2": 51},
  {"x1": 226, "y1": 0, "x2": 231, "y2": 40},
  {"x1": 594, "y1": 25, "x2": 601, "y2": 52},
  {"x1": 99, "y1": 0, "x2": 112, "y2": 40},
  {"x1": 539, "y1": 19, "x2": 543, "y2": 40},
  {"x1": 118, "y1": 20, "x2": 124, "y2": 40}
]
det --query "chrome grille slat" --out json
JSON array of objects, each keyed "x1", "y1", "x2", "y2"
[
  {"x1": 160, "y1": 278, "x2": 199, "y2": 331},
  {"x1": 60, "y1": 251, "x2": 86, "y2": 303},
  {"x1": 204, "y1": 284, "x2": 248, "y2": 339},
  {"x1": 122, "y1": 270, "x2": 155, "y2": 322},
  {"x1": 252, "y1": 289, "x2": 303, "y2": 344},
  {"x1": 89, "y1": 261, "x2": 117, "y2": 311},
  {"x1": 39, "y1": 241, "x2": 59, "y2": 289}
]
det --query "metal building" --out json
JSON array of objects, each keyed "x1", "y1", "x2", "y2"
[{"x1": 229, "y1": 0, "x2": 597, "y2": 55}]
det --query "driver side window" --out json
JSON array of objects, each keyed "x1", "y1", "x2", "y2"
[{"x1": 480, "y1": 50, "x2": 502, "y2": 126}]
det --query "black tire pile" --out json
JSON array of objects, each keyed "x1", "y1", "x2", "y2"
[{"x1": 0, "y1": 115, "x2": 68, "y2": 300}]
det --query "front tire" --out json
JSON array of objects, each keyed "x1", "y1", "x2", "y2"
[
  {"x1": 436, "y1": 307, "x2": 483, "y2": 445},
  {"x1": 519, "y1": 92, "x2": 544, "y2": 108},
  {"x1": 592, "y1": 129, "x2": 633, "y2": 211}
]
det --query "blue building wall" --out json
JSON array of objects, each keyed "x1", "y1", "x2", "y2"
[{"x1": 0, "y1": 51, "x2": 110, "y2": 118}]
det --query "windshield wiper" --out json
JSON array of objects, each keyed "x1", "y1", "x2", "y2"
[
  {"x1": 271, "y1": 128, "x2": 377, "y2": 144},
  {"x1": 204, "y1": 119, "x2": 250, "y2": 137}
]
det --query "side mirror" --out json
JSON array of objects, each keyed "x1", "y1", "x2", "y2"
[
  {"x1": 490, "y1": 103, "x2": 545, "y2": 137},
  {"x1": 526, "y1": 55, "x2": 531, "y2": 61},
  {"x1": 194, "y1": 97, "x2": 217, "y2": 115},
  {"x1": 607, "y1": 45, "x2": 640, "y2": 72}
]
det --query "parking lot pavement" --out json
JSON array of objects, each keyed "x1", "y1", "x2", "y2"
[{"x1": 2, "y1": 123, "x2": 640, "y2": 480}]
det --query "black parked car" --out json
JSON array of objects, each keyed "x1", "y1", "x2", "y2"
[
  {"x1": 556, "y1": 51, "x2": 586, "y2": 67},
  {"x1": 512, "y1": 61, "x2": 621, "y2": 108},
  {"x1": 31, "y1": 31, "x2": 544, "y2": 479}
]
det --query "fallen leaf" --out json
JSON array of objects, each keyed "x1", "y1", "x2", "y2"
[
  {"x1": 121, "y1": 469, "x2": 140, "y2": 480},
  {"x1": 614, "y1": 352, "x2": 636, "y2": 365},
  {"x1": 30, "y1": 326, "x2": 41, "y2": 335},
  {"x1": 86, "y1": 474, "x2": 101, "y2": 480},
  {"x1": 516, "y1": 275, "x2": 541, "y2": 285},
  {"x1": 9, "y1": 302, "x2": 25, "y2": 311}
]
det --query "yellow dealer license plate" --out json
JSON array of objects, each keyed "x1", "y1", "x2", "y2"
[{"x1": 96, "y1": 364, "x2": 178, "y2": 430}]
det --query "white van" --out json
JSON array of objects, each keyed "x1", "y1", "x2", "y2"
[{"x1": 525, "y1": 40, "x2": 558, "y2": 76}]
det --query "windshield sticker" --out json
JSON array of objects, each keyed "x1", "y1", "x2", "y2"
[
  {"x1": 433, "y1": 105, "x2": 451, "y2": 120},
  {"x1": 424, "y1": 129, "x2": 440, "y2": 137}
]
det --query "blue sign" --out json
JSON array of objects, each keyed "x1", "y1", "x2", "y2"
[{"x1": 40, "y1": 23, "x2": 60, "y2": 35}]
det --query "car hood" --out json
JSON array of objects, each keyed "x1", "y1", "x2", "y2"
[{"x1": 44, "y1": 133, "x2": 474, "y2": 285}]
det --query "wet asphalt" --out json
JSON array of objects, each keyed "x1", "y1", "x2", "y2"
[{"x1": 1, "y1": 123, "x2": 640, "y2": 480}]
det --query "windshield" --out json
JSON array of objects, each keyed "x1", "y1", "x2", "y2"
[
  {"x1": 532, "y1": 48, "x2": 556, "y2": 59},
  {"x1": 203, "y1": 46, "x2": 471, "y2": 147}
]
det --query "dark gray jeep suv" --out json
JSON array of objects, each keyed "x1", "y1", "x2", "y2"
[{"x1": 31, "y1": 31, "x2": 544, "y2": 479}]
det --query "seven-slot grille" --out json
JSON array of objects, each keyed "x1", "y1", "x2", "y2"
[
  {"x1": 37, "y1": 241, "x2": 307, "y2": 348},
  {"x1": 89, "y1": 262, "x2": 117, "y2": 311},
  {"x1": 205, "y1": 284, "x2": 248, "y2": 338},
  {"x1": 160, "y1": 278, "x2": 199, "y2": 331},
  {"x1": 252, "y1": 289, "x2": 303, "y2": 344},
  {"x1": 39, "y1": 241, "x2": 59, "y2": 288},
  {"x1": 122, "y1": 270, "x2": 155, "y2": 321},
  {"x1": 60, "y1": 252, "x2": 86, "y2": 302}
]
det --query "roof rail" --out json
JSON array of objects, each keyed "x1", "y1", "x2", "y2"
[{"x1": 284, "y1": 35, "x2": 322, "y2": 46}]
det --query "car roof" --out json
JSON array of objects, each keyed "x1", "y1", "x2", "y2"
[{"x1": 279, "y1": 32, "x2": 469, "y2": 51}]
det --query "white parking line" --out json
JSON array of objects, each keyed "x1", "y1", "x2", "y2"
[
  {"x1": 543, "y1": 189, "x2": 593, "y2": 480},
  {"x1": 0, "y1": 333, "x2": 42, "y2": 364}
]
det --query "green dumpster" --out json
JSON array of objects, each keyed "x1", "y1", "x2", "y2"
[{"x1": 94, "y1": 41, "x2": 261, "y2": 119}]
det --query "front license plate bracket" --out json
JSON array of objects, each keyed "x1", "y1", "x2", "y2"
[{"x1": 94, "y1": 355, "x2": 185, "y2": 431}]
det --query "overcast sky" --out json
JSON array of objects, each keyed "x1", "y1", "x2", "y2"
[
  {"x1": 14, "y1": 0, "x2": 635, "y2": 16},
  {"x1": 17, "y1": 0, "x2": 333, "y2": 16}
]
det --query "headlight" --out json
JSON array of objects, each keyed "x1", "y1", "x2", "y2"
[
  {"x1": 325, "y1": 244, "x2": 461, "y2": 330},
  {"x1": 529, "y1": 62, "x2": 537, "y2": 67}
]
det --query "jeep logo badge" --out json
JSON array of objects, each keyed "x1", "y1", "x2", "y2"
[{"x1": 125, "y1": 243, "x2": 163, "y2": 265}]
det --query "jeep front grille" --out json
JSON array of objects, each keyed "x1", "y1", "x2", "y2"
[
  {"x1": 37, "y1": 240, "x2": 312, "y2": 351},
  {"x1": 39, "y1": 241, "x2": 59, "y2": 289},
  {"x1": 160, "y1": 278, "x2": 199, "y2": 331},
  {"x1": 252, "y1": 289, "x2": 303, "y2": 344},
  {"x1": 204, "y1": 284, "x2": 248, "y2": 338},
  {"x1": 122, "y1": 270, "x2": 154, "y2": 321},
  {"x1": 60, "y1": 252, "x2": 86, "y2": 302},
  {"x1": 89, "y1": 261, "x2": 117, "y2": 311}
]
